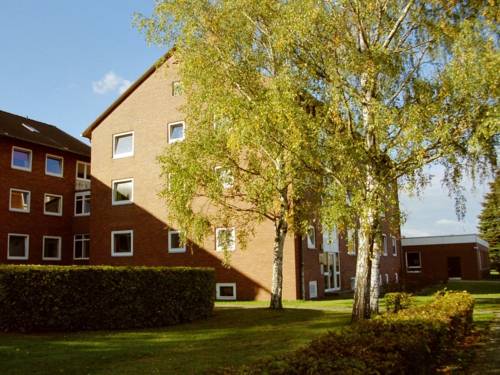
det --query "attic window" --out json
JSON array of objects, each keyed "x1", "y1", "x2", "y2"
[{"x1": 21, "y1": 123, "x2": 39, "y2": 133}]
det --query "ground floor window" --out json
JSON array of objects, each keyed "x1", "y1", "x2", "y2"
[
  {"x1": 7, "y1": 234, "x2": 29, "y2": 260},
  {"x1": 395, "y1": 272, "x2": 399, "y2": 283},
  {"x1": 43, "y1": 236, "x2": 62, "y2": 260},
  {"x1": 74, "y1": 234, "x2": 90, "y2": 260},
  {"x1": 406, "y1": 251, "x2": 422, "y2": 272},
  {"x1": 216, "y1": 283, "x2": 236, "y2": 300},
  {"x1": 320, "y1": 252, "x2": 340, "y2": 291},
  {"x1": 309, "y1": 280, "x2": 318, "y2": 298},
  {"x1": 385, "y1": 273, "x2": 389, "y2": 284},
  {"x1": 111, "y1": 230, "x2": 133, "y2": 256}
]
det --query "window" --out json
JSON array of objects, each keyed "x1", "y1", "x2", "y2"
[
  {"x1": 43, "y1": 236, "x2": 61, "y2": 260},
  {"x1": 111, "y1": 230, "x2": 133, "y2": 257},
  {"x1": 74, "y1": 234, "x2": 90, "y2": 260},
  {"x1": 44, "y1": 194, "x2": 63, "y2": 216},
  {"x1": 76, "y1": 161, "x2": 91, "y2": 180},
  {"x1": 168, "y1": 121, "x2": 185, "y2": 143},
  {"x1": 215, "y1": 166, "x2": 234, "y2": 189},
  {"x1": 113, "y1": 131, "x2": 134, "y2": 158},
  {"x1": 392, "y1": 236, "x2": 397, "y2": 256},
  {"x1": 9, "y1": 188, "x2": 30, "y2": 213},
  {"x1": 168, "y1": 230, "x2": 186, "y2": 253},
  {"x1": 215, "y1": 227, "x2": 236, "y2": 251},
  {"x1": 347, "y1": 229, "x2": 357, "y2": 255},
  {"x1": 21, "y1": 123, "x2": 39, "y2": 133},
  {"x1": 309, "y1": 281, "x2": 318, "y2": 299},
  {"x1": 11, "y1": 147, "x2": 32, "y2": 171},
  {"x1": 406, "y1": 251, "x2": 422, "y2": 272},
  {"x1": 385, "y1": 273, "x2": 389, "y2": 284},
  {"x1": 216, "y1": 283, "x2": 236, "y2": 300},
  {"x1": 395, "y1": 272, "x2": 399, "y2": 283},
  {"x1": 382, "y1": 234, "x2": 388, "y2": 256},
  {"x1": 112, "y1": 179, "x2": 133, "y2": 205},
  {"x1": 7, "y1": 234, "x2": 29, "y2": 260},
  {"x1": 45, "y1": 154, "x2": 64, "y2": 177},
  {"x1": 306, "y1": 226, "x2": 316, "y2": 249},
  {"x1": 172, "y1": 80, "x2": 183, "y2": 96},
  {"x1": 350, "y1": 277, "x2": 356, "y2": 290},
  {"x1": 75, "y1": 191, "x2": 91, "y2": 216}
]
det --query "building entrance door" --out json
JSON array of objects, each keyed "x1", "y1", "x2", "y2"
[
  {"x1": 447, "y1": 257, "x2": 462, "y2": 279},
  {"x1": 322, "y1": 227, "x2": 340, "y2": 291}
]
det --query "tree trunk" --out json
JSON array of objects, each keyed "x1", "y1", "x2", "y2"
[
  {"x1": 352, "y1": 224, "x2": 373, "y2": 321},
  {"x1": 270, "y1": 214, "x2": 288, "y2": 309},
  {"x1": 370, "y1": 249, "x2": 381, "y2": 315}
]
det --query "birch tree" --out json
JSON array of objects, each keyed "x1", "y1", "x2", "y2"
[
  {"x1": 136, "y1": 0, "x2": 324, "y2": 309},
  {"x1": 137, "y1": 0, "x2": 498, "y2": 318},
  {"x1": 286, "y1": 0, "x2": 498, "y2": 320}
]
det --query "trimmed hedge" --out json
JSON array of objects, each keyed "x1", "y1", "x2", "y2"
[
  {"x1": 214, "y1": 291, "x2": 474, "y2": 374},
  {"x1": 0, "y1": 265, "x2": 215, "y2": 332}
]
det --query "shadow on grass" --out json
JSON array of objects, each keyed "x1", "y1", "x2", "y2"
[{"x1": 0, "y1": 307, "x2": 350, "y2": 375}]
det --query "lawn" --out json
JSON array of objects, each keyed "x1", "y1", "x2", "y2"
[{"x1": 0, "y1": 280, "x2": 498, "y2": 374}]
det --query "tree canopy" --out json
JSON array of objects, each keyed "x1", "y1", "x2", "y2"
[{"x1": 137, "y1": 0, "x2": 499, "y2": 318}]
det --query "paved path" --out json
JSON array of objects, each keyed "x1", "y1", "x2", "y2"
[{"x1": 469, "y1": 311, "x2": 500, "y2": 374}]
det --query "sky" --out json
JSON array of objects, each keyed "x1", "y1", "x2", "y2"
[{"x1": 0, "y1": 1, "x2": 492, "y2": 239}]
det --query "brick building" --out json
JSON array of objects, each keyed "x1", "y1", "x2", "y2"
[
  {"x1": 402, "y1": 234, "x2": 490, "y2": 288},
  {"x1": 0, "y1": 110, "x2": 91, "y2": 265},
  {"x1": 82, "y1": 52, "x2": 402, "y2": 300}
]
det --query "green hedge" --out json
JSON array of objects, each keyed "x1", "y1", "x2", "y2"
[
  {"x1": 214, "y1": 291, "x2": 474, "y2": 374},
  {"x1": 0, "y1": 265, "x2": 215, "y2": 332}
]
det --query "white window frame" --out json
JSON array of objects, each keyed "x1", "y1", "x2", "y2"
[
  {"x1": 168, "y1": 230, "x2": 186, "y2": 253},
  {"x1": 76, "y1": 161, "x2": 91, "y2": 181},
  {"x1": 406, "y1": 251, "x2": 422, "y2": 273},
  {"x1": 216, "y1": 283, "x2": 237, "y2": 300},
  {"x1": 111, "y1": 230, "x2": 134, "y2": 257},
  {"x1": 309, "y1": 280, "x2": 318, "y2": 299},
  {"x1": 307, "y1": 226, "x2": 316, "y2": 249},
  {"x1": 382, "y1": 234, "x2": 388, "y2": 256},
  {"x1": 385, "y1": 273, "x2": 389, "y2": 284},
  {"x1": 73, "y1": 234, "x2": 90, "y2": 260},
  {"x1": 7, "y1": 233, "x2": 29, "y2": 260},
  {"x1": 168, "y1": 121, "x2": 186, "y2": 144},
  {"x1": 392, "y1": 236, "x2": 398, "y2": 256},
  {"x1": 74, "y1": 191, "x2": 91, "y2": 216},
  {"x1": 112, "y1": 131, "x2": 134, "y2": 159},
  {"x1": 42, "y1": 236, "x2": 62, "y2": 261},
  {"x1": 45, "y1": 154, "x2": 64, "y2": 177},
  {"x1": 9, "y1": 188, "x2": 31, "y2": 213},
  {"x1": 395, "y1": 272, "x2": 399, "y2": 283},
  {"x1": 172, "y1": 80, "x2": 183, "y2": 96},
  {"x1": 112, "y1": 178, "x2": 134, "y2": 205},
  {"x1": 215, "y1": 227, "x2": 236, "y2": 252},
  {"x1": 44, "y1": 193, "x2": 63, "y2": 216},
  {"x1": 11, "y1": 146, "x2": 32, "y2": 172}
]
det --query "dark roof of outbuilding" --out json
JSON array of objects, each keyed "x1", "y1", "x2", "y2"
[{"x1": 0, "y1": 109, "x2": 90, "y2": 157}]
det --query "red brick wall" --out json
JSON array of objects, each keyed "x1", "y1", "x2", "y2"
[
  {"x1": 0, "y1": 137, "x2": 90, "y2": 265},
  {"x1": 402, "y1": 242, "x2": 488, "y2": 288}
]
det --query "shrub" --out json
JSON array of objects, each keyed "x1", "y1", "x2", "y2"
[
  {"x1": 0, "y1": 265, "x2": 215, "y2": 332},
  {"x1": 213, "y1": 291, "x2": 474, "y2": 375},
  {"x1": 385, "y1": 292, "x2": 412, "y2": 313}
]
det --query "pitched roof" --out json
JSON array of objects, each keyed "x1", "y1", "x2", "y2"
[
  {"x1": 0, "y1": 109, "x2": 90, "y2": 157},
  {"x1": 82, "y1": 49, "x2": 174, "y2": 139}
]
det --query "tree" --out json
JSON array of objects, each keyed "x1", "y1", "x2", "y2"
[
  {"x1": 278, "y1": 0, "x2": 498, "y2": 320},
  {"x1": 479, "y1": 172, "x2": 500, "y2": 270},
  {"x1": 136, "y1": 1, "x2": 324, "y2": 309},
  {"x1": 137, "y1": 0, "x2": 498, "y2": 319}
]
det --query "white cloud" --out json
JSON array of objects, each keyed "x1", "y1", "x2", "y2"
[{"x1": 92, "y1": 71, "x2": 131, "y2": 95}]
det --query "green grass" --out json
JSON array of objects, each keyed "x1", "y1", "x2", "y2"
[{"x1": 0, "y1": 280, "x2": 498, "y2": 375}]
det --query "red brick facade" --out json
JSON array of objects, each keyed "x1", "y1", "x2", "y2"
[
  {"x1": 402, "y1": 235, "x2": 490, "y2": 288},
  {"x1": 83, "y1": 55, "x2": 403, "y2": 301},
  {"x1": 0, "y1": 136, "x2": 90, "y2": 265}
]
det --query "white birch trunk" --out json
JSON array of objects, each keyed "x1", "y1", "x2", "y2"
[{"x1": 370, "y1": 249, "x2": 381, "y2": 314}]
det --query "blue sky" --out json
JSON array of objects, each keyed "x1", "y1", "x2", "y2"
[{"x1": 0, "y1": 1, "x2": 491, "y2": 238}]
